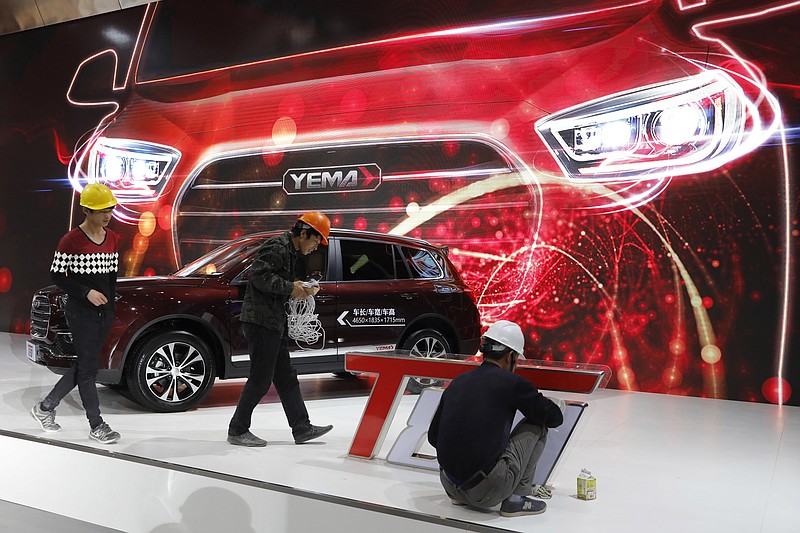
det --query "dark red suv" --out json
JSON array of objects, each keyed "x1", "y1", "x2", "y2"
[{"x1": 27, "y1": 229, "x2": 481, "y2": 412}]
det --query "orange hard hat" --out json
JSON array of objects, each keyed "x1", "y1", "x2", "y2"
[{"x1": 298, "y1": 211, "x2": 331, "y2": 244}]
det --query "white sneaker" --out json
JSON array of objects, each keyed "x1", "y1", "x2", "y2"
[{"x1": 531, "y1": 484, "x2": 553, "y2": 499}]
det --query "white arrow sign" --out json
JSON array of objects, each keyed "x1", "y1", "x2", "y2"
[{"x1": 336, "y1": 309, "x2": 404, "y2": 327}]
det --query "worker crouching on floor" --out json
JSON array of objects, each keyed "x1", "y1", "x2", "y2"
[{"x1": 427, "y1": 320, "x2": 566, "y2": 517}]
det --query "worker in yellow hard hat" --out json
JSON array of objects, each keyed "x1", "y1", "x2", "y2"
[{"x1": 32, "y1": 183, "x2": 122, "y2": 444}]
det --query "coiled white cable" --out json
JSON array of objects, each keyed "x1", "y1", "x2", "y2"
[{"x1": 286, "y1": 295, "x2": 324, "y2": 346}]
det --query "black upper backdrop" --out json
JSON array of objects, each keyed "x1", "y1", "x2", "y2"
[
  {"x1": 0, "y1": 6, "x2": 147, "y2": 333},
  {"x1": 0, "y1": 0, "x2": 797, "y2": 402}
]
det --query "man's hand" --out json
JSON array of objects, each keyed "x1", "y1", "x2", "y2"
[
  {"x1": 546, "y1": 396, "x2": 567, "y2": 418},
  {"x1": 304, "y1": 286, "x2": 320, "y2": 297},
  {"x1": 291, "y1": 280, "x2": 310, "y2": 299},
  {"x1": 302, "y1": 280, "x2": 320, "y2": 297},
  {"x1": 86, "y1": 289, "x2": 108, "y2": 306}
]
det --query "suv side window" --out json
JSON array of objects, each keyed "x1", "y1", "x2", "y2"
[
  {"x1": 341, "y1": 239, "x2": 396, "y2": 281},
  {"x1": 399, "y1": 246, "x2": 444, "y2": 279}
]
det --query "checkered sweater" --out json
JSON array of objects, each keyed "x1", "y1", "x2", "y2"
[{"x1": 50, "y1": 227, "x2": 118, "y2": 310}]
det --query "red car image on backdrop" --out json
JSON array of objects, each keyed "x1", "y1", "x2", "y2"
[{"x1": 60, "y1": 0, "x2": 794, "y2": 404}]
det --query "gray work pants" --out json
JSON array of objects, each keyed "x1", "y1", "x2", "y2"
[{"x1": 440, "y1": 419, "x2": 548, "y2": 509}]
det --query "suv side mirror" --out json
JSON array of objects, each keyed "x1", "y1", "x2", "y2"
[{"x1": 66, "y1": 50, "x2": 121, "y2": 105}]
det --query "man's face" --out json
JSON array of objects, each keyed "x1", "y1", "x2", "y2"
[
  {"x1": 85, "y1": 206, "x2": 114, "y2": 227},
  {"x1": 299, "y1": 231, "x2": 322, "y2": 255}
]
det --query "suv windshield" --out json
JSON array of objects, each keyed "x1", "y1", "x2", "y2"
[{"x1": 175, "y1": 239, "x2": 263, "y2": 277}]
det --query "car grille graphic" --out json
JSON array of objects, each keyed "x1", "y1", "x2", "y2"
[{"x1": 172, "y1": 137, "x2": 524, "y2": 265}]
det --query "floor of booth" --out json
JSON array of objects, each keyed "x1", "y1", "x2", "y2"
[{"x1": 1, "y1": 332, "x2": 798, "y2": 533}]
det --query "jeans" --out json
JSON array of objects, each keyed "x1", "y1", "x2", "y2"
[
  {"x1": 228, "y1": 322, "x2": 310, "y2": 436},
  {"x1": 440, "y1": 419, "x2": 548, "y2": 508},
  {"x1": 42, "y1": 302, "x2": 113, "y2": 429}
]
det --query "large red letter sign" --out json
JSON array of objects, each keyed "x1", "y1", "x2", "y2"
[{"x1": 345, "y1": 351, "x2": 609, "y2": 459}]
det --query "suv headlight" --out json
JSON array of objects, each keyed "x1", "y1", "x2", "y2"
[
  {"x1": 87, "y1": 137, "x2": 181, "y2": 202},
  {"x1": 535, "y1": 70, "x2": 769, "y2": 182}
]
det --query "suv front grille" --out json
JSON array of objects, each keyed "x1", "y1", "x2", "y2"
[
  {"x1": 173, "y1": 137, "x2": 530, "y2": 265},
  {"x1": 30, "y1": 295, "x2": 51, "y2": 339}
]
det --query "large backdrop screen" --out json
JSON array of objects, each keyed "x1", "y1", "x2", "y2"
[{"x1": 0, "y1": 0, "x2": 797, "y2": 404}]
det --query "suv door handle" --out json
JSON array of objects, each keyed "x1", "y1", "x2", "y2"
[
  {"x1": 315, "y1": 294, "x2": 336, "y2": 302},
  {"x1": 401, "y1": 293, "x2": 418, "y2": 300}
]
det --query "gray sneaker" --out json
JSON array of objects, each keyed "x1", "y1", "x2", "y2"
[
  {"x1": 499, "y1": 495, "x2": 546, "y2": 517},
  {"x1": 31, "y1": 403, "x2": 61, "y2": 433},
  {"x1": 89, "y1": 422, "x2": 120, "y2": 444},
  {"x1": 227, "y1": 431, "x2": 267, "y2": 447}
]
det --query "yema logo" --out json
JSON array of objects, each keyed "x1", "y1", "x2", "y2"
[{"x1": 283, "y1": 164, "x2": 381, "y2": 195}]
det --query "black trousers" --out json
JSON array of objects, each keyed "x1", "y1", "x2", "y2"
[
  {"x1": 228, "y1": 322, "x2": 310, "y2": 436},
  {"x1": 43, "y1": 302, "x2": 113, "y2": 429}
]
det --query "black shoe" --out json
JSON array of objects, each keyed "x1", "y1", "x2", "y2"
[
  {"x1": 293, "y1": 424, "x2": 333, "y2": 444},
  {"x1": 227, "y1": 431, "x2": 268, "y2": 447},
  {"x1": 499, "y1": 495, "x2": 546, "y2": 517}
]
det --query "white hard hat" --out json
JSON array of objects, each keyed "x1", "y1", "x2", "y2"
[{"x1": 482, "y1": 320, "x2": 525, "y2": 356}]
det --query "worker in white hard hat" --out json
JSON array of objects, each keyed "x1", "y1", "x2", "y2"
[{"x1": 427, "y1": 320, "x2": 566, "y2": 517}]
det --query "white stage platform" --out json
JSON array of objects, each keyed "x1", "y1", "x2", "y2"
[{"x1": 1, "y1": 332, "x2": 798, "y2": 532}]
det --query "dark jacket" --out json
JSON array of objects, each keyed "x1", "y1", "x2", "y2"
[
  {"x1": 240, "y1": 232, "x2": 297, "y2": 334},
  {"x1": 428, "y1": 362, "x2": 564, "y2": 481}
]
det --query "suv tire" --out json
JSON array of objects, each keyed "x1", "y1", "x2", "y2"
[
  {"x1": 402, "y1": 328, "x2": 450, "y2": 393},
  {"x1": 126, "y1": 331, "x2": 216, "y2": 413}
]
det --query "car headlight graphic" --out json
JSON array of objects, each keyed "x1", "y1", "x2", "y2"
[
  {"x1": 87, "y1": 137, "x2": 181, "y2": 202},
  {"x1": 535, "y1": 70, "x2": 767, "y2": 182}
]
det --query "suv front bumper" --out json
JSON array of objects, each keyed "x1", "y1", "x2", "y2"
[{"x1": 26, "y1": 339, "x2": 75, "y2": 369}]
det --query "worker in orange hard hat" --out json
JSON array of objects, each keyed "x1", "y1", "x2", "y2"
[
  {"x1": 227, "y1": 211, "x2": 333, "y2": 447},
  {"x1": 296, "y1": 211, "x2": 330, "y2": 245}
]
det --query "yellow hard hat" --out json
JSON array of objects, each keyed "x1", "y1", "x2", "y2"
[
  {"x1": 298, "y1": 211, "x2": 331, "y2": 244},
  {"x1": 80, "y1": 183, "x2": 118, "y2": 210}
]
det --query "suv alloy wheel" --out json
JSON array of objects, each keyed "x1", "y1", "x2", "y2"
[{"x1": 126, "y1": 331, "x2": 217, "y2": 412}]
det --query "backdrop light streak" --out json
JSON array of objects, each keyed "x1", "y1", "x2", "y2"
[
  {"x1": 690, "y1": 0, "x2": 798, "y2": 405},
  {"x1": 384, "y1": 156, "x2": 726, "y2": 394}
]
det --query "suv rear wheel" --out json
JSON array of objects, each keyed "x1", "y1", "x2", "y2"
[
  {"x1": 126, "y1": 331, "x2": 216, "y2": 412},
  {"x1": 402, "y1": 328, "x2": 450, "y2": 393}
]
